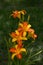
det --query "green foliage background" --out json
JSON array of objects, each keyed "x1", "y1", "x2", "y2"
[{"x1": 0, "y1": 0, "x2": 43, "y2": 65}]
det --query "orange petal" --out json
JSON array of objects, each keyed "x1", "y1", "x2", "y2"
[
  {"x1": 10, "y1": 32, "x2": 17, "y2": 38},
  {"x1": 18, "y1": 27, "x2": 23, "y2": 32},
  {"x1": 9, "y1": 48, "x2": 16, "y2": 53},
  {"x1": 23, "y1": 22, "x2": 28, "y2": 26},
  {"x1": 28, "y1": 28, "x2": 34, "y2": 33},
  {"x1": 11, "y1": 11, "x2": 19, "y2": 18},
  {"x1": 16, "y1": 54, "x2": 22, "y2": 59}
]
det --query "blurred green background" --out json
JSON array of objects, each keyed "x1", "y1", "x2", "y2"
[{"x1": 0, "y1": 0, "x2": 43, "y2": 65}]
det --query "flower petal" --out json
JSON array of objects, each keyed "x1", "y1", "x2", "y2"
[
  {"x1": 12, "y1": 38, "x2": 17, "y2": 42},
  {"x1": 16, "y1": 54, "x2": 22, "y2": 59},
  {"x1": 17, "y1": 14, "x2": 21, "y2": 19},
  {"x1": 21, "y1": 10, "x2": 26, "y2": 15},
  {"x1": 22, "y1": 37, "x2": 27, "y2": 40},
  {"x1": 23, "y1": 32, "x2": 27, "y2": 37},
  {"x1": 10, "y1": 32, "x2": 16, "y2": 38},
  {"x1": 9, "y1": 48, "x2": 16, "y2": 53},
  {"x1": 11, "y1": 53, "x2": 16, "y2": 60},
  {"x1": 19, "y1": 23, "x2": 23, "y2": 27},
  {"x1": 15, "y1": 30, "x2": 19, "y2": 35},
  {"x1": 28, "y1": 28, "x2": 34, "y2": 33},
  {"x1": 18, "y1": 27, "x2": 23, "y2": 32},
  {"x1": 20, "y1": 48, "x2": 26, "y2": 53},
  {"x1": 27, "y1": 24, "x2": 31, "y2": 29}
]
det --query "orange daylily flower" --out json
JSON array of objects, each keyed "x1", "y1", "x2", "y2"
[
  {"x1": 28, "y1": 28, "x2": 37, "y2": 39},
  {"x1": 11, "y1": 10, "x2": 20, "y2": 18},
  {"x1": 18, "y1": 22, "x2": 31, "y2": 37},
  {"x1": 9, "y1": 44, "x2": 26, "y2": 59},
  {"x1": 11, "y1": 10, "x2": 26, "y2": 19},
  {"x1": 10, "y1": 30, "x2": 27, "y2": 43}
]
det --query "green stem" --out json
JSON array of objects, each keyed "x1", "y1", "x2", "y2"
[
  {"x1": 22, "y1": 15, "x2": 24, "y2": 22},
  {"x1": 27, "y1": 15, "x2": 30, "y2": 22},
  {"x1": 13, "y1": 59, "x2": 16, "y2": 65},
  {"x1": 19, "y1": 15, "x2": 24, "y2": 23},
  {"x1": 5, "y1": 38, "x2": 11, "y2": 65}
]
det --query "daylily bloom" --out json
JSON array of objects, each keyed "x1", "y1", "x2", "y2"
[
  {"x1": 9, "y1": 44, "x2": 26, "y2": 59},
  {"x1": 28, "y1": 28, "x2": 37, "y2": 39},
  {"x1": 10, "y1": 30, "x2": 27, "y2": 43},
  {"x1": 11, "y1": 10, "x2": 26, "y2": 19},
  {"x1": 11, "y1": 10, "x2": 20, "y2": 18},
  {"x1": 18, "y1": 22, "x2": 31, "y2": 37}
]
